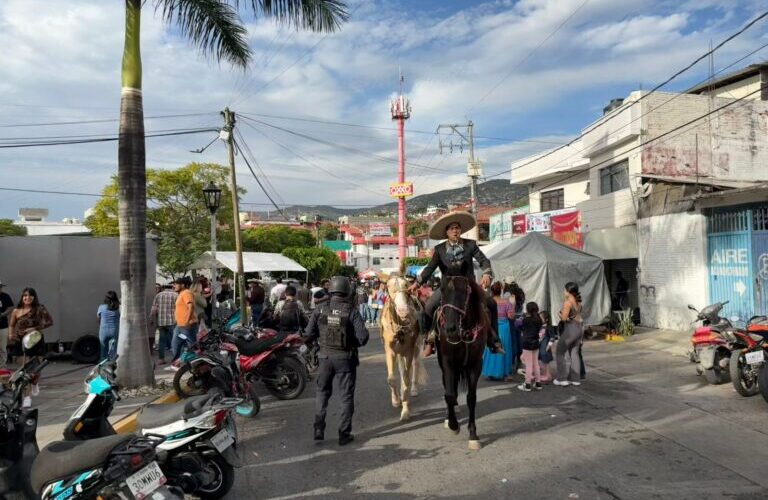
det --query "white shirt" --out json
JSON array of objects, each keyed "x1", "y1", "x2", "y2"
[{"x1": 269, "y1": 283, "x2": 287, "y2": 305}]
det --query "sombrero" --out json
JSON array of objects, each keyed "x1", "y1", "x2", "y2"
[{"x1": 428, "y1": 211, "x2": 476, "y2": 240}]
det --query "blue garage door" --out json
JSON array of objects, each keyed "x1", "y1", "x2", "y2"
[
  {"x1": 753, "y1": 205, "x2": 768, "y2": 316},
  {"x1": 707, "y1": 208, "x2": 754, "y2": 321}
]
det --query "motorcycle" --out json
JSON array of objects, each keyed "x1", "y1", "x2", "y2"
[
  {"x1": 64, "y1": 360, "x2": 241, "y2": 499},
  {"x1": 32, "y1": 433, "x2": 183, "y2": 500},
  {"x1": 175, "y1": 325, "x2": 308, "y2": 402},
  {"x1": 0, "y1": 358, "x2": 48, "y2": 499},
  {"x1": 729, "y1": 316, "x2": 768, "y2": 397},
  {"x1": 687, "y1": 301, "x2": 750, "y2": 384}
]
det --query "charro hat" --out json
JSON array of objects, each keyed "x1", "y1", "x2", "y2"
[{"x1": 428, "y1": 211, "x2": 476, "y2": 240}]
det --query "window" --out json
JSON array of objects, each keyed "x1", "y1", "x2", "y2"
[
  {"x1": 600, "y1": 160, "x2": 629, "y2": 195},
  {"x1": 540, "y1": 188, "x2": 564, "y2": 211},
  {"x1": 372, "y1": 244, "x2": 380, "y2": 250},
  {"x1": 372, "y1": 257, "x2": 381, "y2": 265}
]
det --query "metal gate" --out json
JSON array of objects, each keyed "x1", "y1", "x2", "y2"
[{"x1": 753, "y1": 205, "x2": 768, "y2": 316}]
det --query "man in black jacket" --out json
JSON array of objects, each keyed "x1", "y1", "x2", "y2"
[
  {"x1": 305, "y1": 276, "x2": 369, "y2": 445},
  {"x1": 409, "y1": 211, "x2": 504, "y2": 357}
]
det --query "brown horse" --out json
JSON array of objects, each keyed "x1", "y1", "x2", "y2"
[
  {"x1": 434, "y1": 276, "x2": 490, "y2": 450},
  {"x1": 380, "y1": 275, "x2": 428, "y2": 422}
]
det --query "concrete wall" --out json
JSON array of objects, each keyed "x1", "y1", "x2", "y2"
[
  {"x1": 698, "y1": 73, "x2": 762, "y2": 101},
  {"x1": 637, "y1": 211, "x2": 708, "y2": 330},
  {"x1": 528, "y1": 171, "x2": 590, "y2": 213},
  {"x1": 641, "y1": 92, "x2": 768, "y2": 182}
]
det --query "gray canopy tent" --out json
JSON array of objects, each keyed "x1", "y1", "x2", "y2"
[{"x1": 481, "y1": 232, "x2": 611, "y2": 325}]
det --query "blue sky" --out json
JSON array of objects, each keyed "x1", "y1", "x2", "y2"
[{"x1": 1, "y1": 0, "x2": 767, "y2": 220}]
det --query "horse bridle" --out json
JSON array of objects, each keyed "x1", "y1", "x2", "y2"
[{"x1": 436, "y1": 277, "x2": 483, "y2": 345}]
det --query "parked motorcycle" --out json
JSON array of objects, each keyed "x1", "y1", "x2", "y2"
[
  {"x1": 32, "y1": 433, "x2": 183, "y2": 500},
  {"x1": 687, "y1": 301, "x2": 749, "y2": 384},
  {"x1": 64, "y1": 360, "x2": 241, "y2": 499},
  {"x1": 0, "y1": 358, "x2": 48, "y2": 499},
  {"x1": 175, "y1": 325, "x2": 308, "y2": 402},
  {"x1": 729, "y1": 316, "x2": 768, "y2": 396}
]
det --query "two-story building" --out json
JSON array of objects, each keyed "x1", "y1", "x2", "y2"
[{"x1": 511, "y1": 64, "x2": 768, "y2": 330}]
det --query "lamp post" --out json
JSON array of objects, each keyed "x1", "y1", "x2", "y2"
[{"x1": 202, "y1": 181, "x2": 222, "y2": 316}]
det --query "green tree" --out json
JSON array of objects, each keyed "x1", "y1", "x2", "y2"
[
  {"x1": 86, "y1": 163, "x2": 239, "y2": 277},
  {"x1": 407, "y1": 219, "x2": 429, "y2": 236},
  {"x1": 116, "y1": 0, "x2": 348, "y2": 387},
  {"x1": 318, "y1": 223, "x2": 339, "y2": 241},
  {"x1": 242, "y1": 225, "x2": 315, "y2": 253},
  {"x1": 0, "y1": 219, "x2": 26, "y2": 236},
  {"x1": 282, "y1": 247, "x2": 341, "y2": 284}
]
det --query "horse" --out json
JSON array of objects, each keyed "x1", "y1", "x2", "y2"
[
  {"x1": 380, "y1": 275, "x2": 428, "y2": 422},
  {"x1": 434, "y1": 276, "x2": 490, "y2": 450}
]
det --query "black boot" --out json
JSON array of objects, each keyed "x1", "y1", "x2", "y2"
[{"x1": 314, "y1": 426, "x2": 324, "y2": 441}]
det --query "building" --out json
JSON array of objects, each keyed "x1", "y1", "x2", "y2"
[
  {"x1": 511, "y1": 64, "x2": 768, "y2": 329},
  {"x1": 350, "y1": 236, "x2": 417, "y2": 274},
  {"x1": 15, "y1": 208, "x2": 90, "y2": 236}
]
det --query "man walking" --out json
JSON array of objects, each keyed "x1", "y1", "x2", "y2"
[
  {"x1": 305, "y1": 276, "x2": 369, "y2": 446},
  {"x1": 247, "y1": 278, "x2": 265, "y2": 327},
  {"x1": 171, "y1": 277, "x2": 197, "y2": 363},
  {"x1": 0, "y1": 280, "x2": 13, "y2": 369},
  {"x1": 150, "y1": 283, "x2": 177, "y2": 364}
]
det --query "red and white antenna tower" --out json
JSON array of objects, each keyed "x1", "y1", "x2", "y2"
[{"x1": 389, "y1": 70, "x2": 413, "y2": 263}]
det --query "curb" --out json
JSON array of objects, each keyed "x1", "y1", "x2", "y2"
[{"x1": 113, "y1": 391, "x2": 180, "y2": 434}]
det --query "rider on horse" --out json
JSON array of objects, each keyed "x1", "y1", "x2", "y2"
[{"x1": 408, "y1": 211, "x2": 505, "y2": 357}]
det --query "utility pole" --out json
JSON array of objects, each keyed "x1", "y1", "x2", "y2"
[
  {"x1": 390, "y1": 72, "x2": 413, "y2": 262},
  {"x1": 437, "y1": 120, "x2": 482, "y2": 239},
  {"x1": 222, "y1": 108, "x2": 248, "y2": 325}
]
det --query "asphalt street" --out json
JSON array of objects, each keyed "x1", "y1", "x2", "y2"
[{"x1": 230, "y1": 328, "x2": 768, "y2": 500}]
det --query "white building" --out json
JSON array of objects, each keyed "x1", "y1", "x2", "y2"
[
  {"x1": 15, "y1": 208, "x2": 90, "y2": 236},
  {"x1": 350, "y1": 236, "x2": 418, "y2": 274},
  {"x1": 511, "y1": 64, "x2": 768, "y2": 329}
]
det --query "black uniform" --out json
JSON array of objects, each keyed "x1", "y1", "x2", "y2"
[{"x1": 305, "y1": 294, "x2": 369, "y2": 441}]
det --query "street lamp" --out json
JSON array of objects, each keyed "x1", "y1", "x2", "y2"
[{"x1": 202, "y1": 182, "x2": 222, "y2": 318}]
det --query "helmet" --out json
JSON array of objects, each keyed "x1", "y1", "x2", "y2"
[
  {"x1": 22, "y1": 330, "x2": 42, "y2": 350},
  {"x1": 329, "y1": 276, "x2": 351, "y2": 296}
]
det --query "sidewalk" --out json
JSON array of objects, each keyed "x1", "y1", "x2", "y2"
[{"x1": 599, "y1": 325, "x2": 691, "y2": 358}]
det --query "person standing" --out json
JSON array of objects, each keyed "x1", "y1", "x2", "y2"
[
  {"x1": 305, "y1": 276, "x2": 369, "y2": 446},
  {"x1": 269, "y1": 277, "x2": 287, "y2": 306},
  {"x1": 151, "y1": 284, "x2": 177, "y2": 364},
  {"x1": 191, "y1": 281, "x2": 208, "y2": 332},
  {"x1": 0, "y1": 280, "x2": 14, "y2": 369},
  {"x1": 274, "y1": 286, "x2": 307, "y2": 332},
  {"x1": 517, "y1": 302, "x2": 544, "y2": 392},
  {"x1": 9, "y1": 287, "x2": 53, "y2": 407},
  {"x1": 554, "y1": 282, "x2": 584, "y2": 387},
  {"x1": 297, "y1": 281, "x2": 312, "y2": 310},
  {"x1": 248, "y1": 279, "x2": 266, "y2": 327},
  {"x1": 171, "y1": 277, "x2": 197, "y2": 364},
  {"x1": 481, "y1": 282, "x2": 515, "y2": 381},
  {"x1": 355, "y1": 283, "x2": 368, "y2": 324},
  {"x1": 97, "y1": 291, "x2": 120, "y2": 361}
]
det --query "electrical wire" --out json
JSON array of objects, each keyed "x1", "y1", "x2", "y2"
[
  {"x1": 0, "y1": 112, "x2": 215, "y2": 129},
  {"x1": 232, "y1": 138, "x2": 291, "y2": 221},
  {"x1": 0, "y1": 128, "x2": 218, "y2": 149},
  {"x1": 233, "y1": 128, "x2": 287, "y2": 207}
]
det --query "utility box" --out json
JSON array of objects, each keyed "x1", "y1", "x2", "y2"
[{"x1": 0, "y1": 236, "x2": 157, "y2": 363}]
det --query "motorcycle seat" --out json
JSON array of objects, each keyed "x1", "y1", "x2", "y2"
[
  {"x1": 137, "y1": 394, "x2": 214, "y2": 429},
  {"x1": 235, "y1": 330, "x2": 289, "y2": 356},
  {"x1": 30, "y1": 433, "x2": 133, "y2": 494}
]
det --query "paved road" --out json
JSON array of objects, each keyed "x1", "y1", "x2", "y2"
[{"x1": 230, "y1": 328, "x2": 768, "y2": 500}]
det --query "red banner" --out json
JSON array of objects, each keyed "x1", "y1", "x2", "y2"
[
  {"x1": 550, "y1": 211, "x2": 583, "y2": 249},
  {"x1": 512, "y1": 214, "x2": 527, "y2": 235}
]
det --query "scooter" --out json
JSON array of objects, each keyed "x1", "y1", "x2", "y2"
[
  {"x1": 64, "y1": 360, "x2": 241, "y2": 499},
  {"x1": 729, "y1": 316, "x2": 768, "y2": 396},
  {"x1": 0, "y1": 358, "x2": 48, "y2": 499},
  {"x1": 32, "y1": 433, "x2": 183, "y2": 500},
  {"x1": 687, "y1": 301, "x2": 750, "y2": 384}
]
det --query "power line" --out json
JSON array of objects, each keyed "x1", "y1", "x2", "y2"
[
  {"x1": 0, "y1": 112, "x2": 215, "y2": 129},
  {"x1": 232, "y1": 137, "x2": 290, "y2": 221},
  {"x1": 233, "y1": 128, "x2": 287, "y2": 207},
  {"x1": 0, "y1": 128, "x2": 219, "y2": 149}
]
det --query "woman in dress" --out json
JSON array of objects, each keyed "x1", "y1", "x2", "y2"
[
  {"x1": 481, "y1": 282, "x2": 515, "y2": 381},
  {"x1": 97, "y1": 291, "x2": 120, "y2": 361},
  {"x1": 9, "y1": 287, "x2": 53, "y2": 407},
  {"x1": 554, "y1": 282, "x2": 585, "y2": 387}
]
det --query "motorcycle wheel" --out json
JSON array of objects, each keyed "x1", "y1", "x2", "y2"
[
  {"x1": 173, "y1": 364, "x2": 208, "y2": 398},
  {"x1": 195, "y1": 454, "x2": 235, "y2": 499},
  {"x1": 235, "y1": 382, "x2": 261, "y2": 418},
  {"x1": 729, "y1": 349, "x2": 760, "y2": 397},
  {"x1": 263, "y1": 355, "x2": 308, "y2": 400},
  {"x1": 703, "y1": 350, "x2": 730, "y2": 385},
  {"x1": 758, "y1": 365, "x2": 768, "y2": 405}
]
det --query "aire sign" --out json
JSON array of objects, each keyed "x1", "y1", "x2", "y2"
[
  {"x1": 389, "y1": 182, "x2": 414, "y2": 198},
  {"x1": 710, "y1": 248, "x2": 749, "y2": 277}
]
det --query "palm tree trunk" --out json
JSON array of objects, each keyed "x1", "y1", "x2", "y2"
[{"x1": 116, "y1": 0, "x2": 154, "y2": 388}]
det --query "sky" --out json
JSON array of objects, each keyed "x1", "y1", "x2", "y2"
[{"x1": 1, "y1": 0, "x2": 767, "y2": 220}]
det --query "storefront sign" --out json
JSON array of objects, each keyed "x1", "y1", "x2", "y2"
[
  {"x1": 389, "y1": 182, "x2": 414, "y2": 198},
  {"x1": 550, "y1": 211, "x2": 583, "y2": 250},
  {"x1": 526, "y1": 208, "x2": 574, "y2": 233},
  {"x1": 512, "y1": 214, "x2": 527, "y2": 235},
  {"x1": 368, "y1": 223, "x2": 392, "y2": 236}
]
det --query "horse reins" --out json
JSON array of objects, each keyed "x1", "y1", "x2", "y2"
[{"x1": 436, "y1": 279, "x2": 483, "y2": 345}]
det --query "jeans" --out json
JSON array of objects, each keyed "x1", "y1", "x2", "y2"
[
  {"x1": 157, "y1": 325, "x2": 174, "y2": 361},
  {"x1": 172, "y1": 325, "x2": 194, "y2": 361},
  {"x1": 251, "y1": 304, "x2": 264, "y2": 328},
  {"x1": 99, "y1": 327, "x2": 118, "y2": 362},
  {"x1": 358, "y1": 304, "x2": 368, "y2": 322}
]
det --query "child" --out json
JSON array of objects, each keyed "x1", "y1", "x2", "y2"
[
  {"x1": 517, "y1": 302, "x2": 544, "y2": 392},
  {"x1": 538, "y1": 310, "x2": 557, "y2": 383}
]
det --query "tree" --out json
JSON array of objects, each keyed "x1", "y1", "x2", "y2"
[
  {"x1": 0, "y1": 219, "x2": 26, "y2": 236},
  {"x1": 86, "y1": 163, "x2": 239, "y2": 277},
  {"x1": 317, "y1": 223, "x2": 339, "y2": 241},
  {"x1": 282, "y1": 247, "x2": 341, "y2": 284},
  {"x1": 115, "y1": 0, "x2": 348, "y2": 387},
  {"x1": 242, "y1": 225, "x2": 315, "y2": 253}
]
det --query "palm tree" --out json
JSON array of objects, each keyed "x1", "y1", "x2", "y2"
[{"x1": 116, "y1": 0, "x2": 348, "y2": 387}]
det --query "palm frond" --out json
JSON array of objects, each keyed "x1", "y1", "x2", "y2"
[
  {"x1": 155, "y1": 0, "x2": 252, "y2": 67},
  {"x1": 235, "y1": 0, "x2": 349, "y2": 33}
]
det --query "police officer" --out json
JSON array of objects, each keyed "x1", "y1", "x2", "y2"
[{"x1": 305, "y1": 276, "x2": 369, "y2": 445}]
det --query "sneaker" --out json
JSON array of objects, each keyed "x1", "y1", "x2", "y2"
[
  {"x1": 22, "y1": 396, "x2": 32, "y2": 408},
  {"x1": 534, "y1": 382, "x2": 543, "y2": 391},
  {"x1": 517, "y1": 383, "x2": 532, "y2": 392},
  {"x1": 570, "y1": 381, "x2": 581, "y2": 387},
  {"x1": 31, "y1": 383, "x2": 40, "y2": 396},
  {"x1": 553, "y1": 379, "x2": 570, "y2": 387}
]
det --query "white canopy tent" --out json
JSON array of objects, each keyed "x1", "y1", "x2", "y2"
[{"x1": 190, "y1": 251, "x2": 308, "y2": 278}]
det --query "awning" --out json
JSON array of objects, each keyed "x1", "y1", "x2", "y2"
[
  {"x1": 189, "y1": 251, "x2": 307, "y2": 273},
  {"x1": 584, "y1": 225, "x2": 638, "y2": 260}
]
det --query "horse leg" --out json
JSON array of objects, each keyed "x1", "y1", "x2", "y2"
[
  {"x1": 442, "y1": 366, "x2": 460, "y2": 434},
  {"x1": 410, "y1": 335, "x2": 422, "y2": 397},
  {"x1": 385, "y1": 346, "x2": 401, "y2": 408},
  {"x1": 467, "y1": 365, "x2": 482, "y2": 450},
  {"x1": 399, "y1": 352, "x2": 413, "y2": 422}
]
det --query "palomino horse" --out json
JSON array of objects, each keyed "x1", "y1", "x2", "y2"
[
  {"x1": 380, "y1": 275, "x2": 427, "y2": 422},
  {"x1": 435, "y1": 276, "x2": 490, "y2": 450}
]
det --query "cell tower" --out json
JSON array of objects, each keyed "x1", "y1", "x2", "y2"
[{"x1": 390, "y1": 72, "x2": 413, "y2": 262}]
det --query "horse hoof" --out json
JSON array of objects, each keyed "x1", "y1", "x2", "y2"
[
  {"x1": 444, "y1": 419, "x2": 449, "y2": 429},
  {"x1": 400, "y1": 411, "x2": 410, "y2": 422},
  {"x1": 411, "y1": 388, "x2": 419, "y2": 397},
  {"x1": 468, "y1": 440, "x2": 482, "y2": 451},
  {"x1": 452, "y1": 426, "x2": 460, "y2": 435}
]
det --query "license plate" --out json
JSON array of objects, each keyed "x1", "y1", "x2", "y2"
[
  {"x1": 698, "y1": 347, "x2": 716, "y2": 369},
  {"x1": 210, "y1": 428, "x2": 234, "y2": 453},
  {"x1": 745, "y1": 350, "x2": 765, "y2": 365},
  {"x1": 126, "y1": 461, "x2": 166, "y2": 500}
]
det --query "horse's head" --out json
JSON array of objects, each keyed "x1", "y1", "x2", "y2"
[
  {"x1": 387, "y1": 275, "x2": 411, "y2": 320},
  {"x1": 438, "y1": 276, "x2": 471, "y2": 340}
]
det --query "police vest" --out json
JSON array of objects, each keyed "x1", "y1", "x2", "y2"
[{"x1": 318, "y1": 302, "x2": 352, "y2": 350}]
